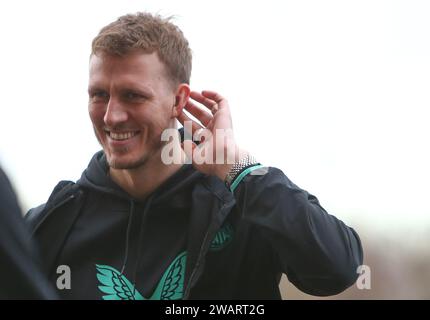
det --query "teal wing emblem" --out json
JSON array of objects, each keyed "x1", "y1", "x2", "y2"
[
  {"x1": 96, "y1": 251, "x2": 187, "y2": 300},
  {"x1": 210, "y1": 223, "x2": 234, "y2": 251},
  {"x1": 150, "y1": 251, "x2": 187, "y2": 300},
  {"x1": 95, "y1": 264, "x2": 144, "y2": 300}
]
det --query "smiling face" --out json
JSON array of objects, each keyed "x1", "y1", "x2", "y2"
[{"x1": 88, "y1": 51, "x2": 185, "y2": 170}]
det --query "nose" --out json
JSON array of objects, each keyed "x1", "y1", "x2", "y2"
[{"x1": 103, "y1": 98, "x2": 128, "y2": 128}]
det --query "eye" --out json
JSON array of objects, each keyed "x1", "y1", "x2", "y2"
[
  {"x1": 89, "y1": 90, "x2": 109, "y2": 101},
  {"x1": 124, "y1": 91, "x2": 145, "y2": 101}
]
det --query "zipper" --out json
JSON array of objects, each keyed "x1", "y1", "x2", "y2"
[
  {"x1": 183, "y1": 228, "x2": 212, "y2": 299},
  {"x1": 183, "y1": 200, "x2": 233, "y2": 299}
]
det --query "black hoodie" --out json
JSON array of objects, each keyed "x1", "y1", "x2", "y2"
[
  {"x1": 26, "y1": 150, "x2": 363, "y2": 299},
  {"x1": 53, "y1": 151, "x2": 204, "y2": 299}
]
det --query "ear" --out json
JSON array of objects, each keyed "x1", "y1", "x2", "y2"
[{"x1": 171, "y1": 83, "x2": 190, "y2": 118}]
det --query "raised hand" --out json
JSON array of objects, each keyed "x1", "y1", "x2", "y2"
[{"x1": 177, "y1": 90, "x2": 247, "y2": 181}]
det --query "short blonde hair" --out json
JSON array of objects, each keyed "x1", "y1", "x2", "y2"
[{"x1": 91, "y1": 12, "x2": 192, "y2": 85}]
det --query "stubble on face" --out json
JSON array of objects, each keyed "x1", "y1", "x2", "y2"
[
  {"x1": 93, "y1": 122, "x2": 173, "y2": 171},
  {"x1": 88, "y1": 52, "x2": 178, "y2": 172}
]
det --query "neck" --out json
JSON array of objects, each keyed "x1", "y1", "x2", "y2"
[{"x1": 109, "y1": 141, "x2": 186, "y2": 200}]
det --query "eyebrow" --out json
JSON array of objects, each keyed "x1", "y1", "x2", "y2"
[{"x1": 87, "y1": 83, "x2": 156, "y2": 97}]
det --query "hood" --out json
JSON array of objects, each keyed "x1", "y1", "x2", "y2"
[
  {"x1": 76, "y1": 150, "x2": 203, "y2": 204},
  {"x1": 76, "y1": 151, "x2": 129, "y2": 199}
]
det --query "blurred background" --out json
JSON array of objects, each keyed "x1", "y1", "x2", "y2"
[{"x1": 0, "y1": 0, "x2": 429, "y2": 299}]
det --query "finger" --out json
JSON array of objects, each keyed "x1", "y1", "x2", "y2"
[
  {"x1": 177, "y1": 111, "x2": 204, "y2": 136},
  {"x1": 201, "y1": 90, "x2": 227, "y2": 110},
  {"x1": 190, "y1": 91, "x2": 218, "y2": 113},
  {"x1": 183, "y1": 100, "x2": 213, "y2": 127}
]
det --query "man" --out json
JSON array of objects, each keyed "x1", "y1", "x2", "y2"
[
  {"x1": 26, "y1": 12, "x2": 363, "y2": 300},
  {"x1": 0, "y1": 166, "x2": 57, "y2": 299}
]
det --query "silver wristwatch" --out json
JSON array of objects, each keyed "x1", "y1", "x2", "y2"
[{"x1": 224, "y1": 153, "x2": 260, "y2": 188}]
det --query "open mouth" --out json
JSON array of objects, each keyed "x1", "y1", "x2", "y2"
[{"x1": 105, "y1": 130, "x2": 140, "y2": 141}]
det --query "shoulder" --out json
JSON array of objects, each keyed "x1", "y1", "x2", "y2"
[{"x1": 25, "y1": 180, "x2": 82, "y2": 232}]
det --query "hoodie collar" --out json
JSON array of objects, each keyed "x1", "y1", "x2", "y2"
[{"x1": 76, "y1": 150, "x2": 202, "y2": 205}]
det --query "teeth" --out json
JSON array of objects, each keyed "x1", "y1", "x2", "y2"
[{"x1": 109, "y1": 131, "x2": 137, "y2": 141}]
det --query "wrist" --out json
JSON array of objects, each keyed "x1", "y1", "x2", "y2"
[
  {"x1": 213, "y1": 146, "x2": 245, "y2": 181},
  {"x1": 222, "y1": 151, "x2": 261, "y2": 190}
]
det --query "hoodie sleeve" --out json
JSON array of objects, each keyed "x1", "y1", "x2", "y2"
[{"x1": 232, "y1": 166, "x2": 363, "y2": 296}]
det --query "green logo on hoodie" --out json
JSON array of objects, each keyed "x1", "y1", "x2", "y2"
[
  {"x1": 95, "y1": 223, "x2": 234, "y2": 300},
  {"x1": 96, "y1": 251, "x2": 186, "y2": 300},
  {"x1": 210, "y1": 223, "x2": 234, "y2": 251}
]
